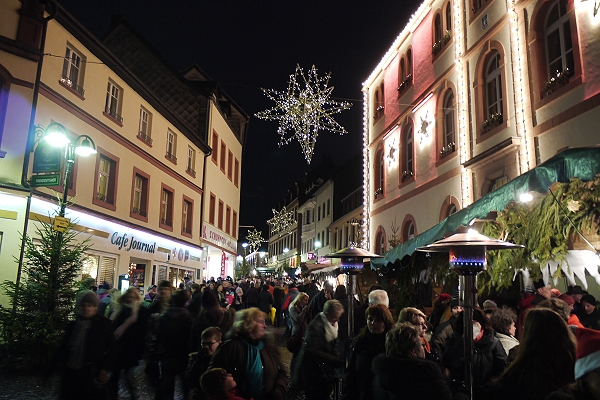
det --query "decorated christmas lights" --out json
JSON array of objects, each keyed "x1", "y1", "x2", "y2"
[
  {"x1": 255, "y1": 64, "x2": 352, "y2": 164},
  {"x1": 267, "y1": 206, "x2": 295, "y2": 237},
  {"x1": 245, "y1": 229, "x2": 265, "y2": 254}
]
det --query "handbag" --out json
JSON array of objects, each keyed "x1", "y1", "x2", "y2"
[{"x1": 286, "y1": 332, "x2": 303, "y2": 353}]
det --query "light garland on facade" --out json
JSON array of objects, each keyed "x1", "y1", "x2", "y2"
[
  {"x1": 362, "y1": 89, "x2": 370, "y2": 250},
  {"x1": 256, "y1": 64, "x2": 352, "y2": 164},
  {"x1": 267, "y1": 206, "x2": 295, "y2": 237},
  {"x1": 507, "y1": 0, "x2": 531, "y2": 173},
  {"x1": 454, "y1": 0, "x2": 472, "y2": 207},
  {"x1": 245, "y1": 229, "x2": 265, "y2": 254}
]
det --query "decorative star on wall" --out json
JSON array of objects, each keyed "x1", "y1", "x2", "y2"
[
  {"x1": 387, "y1": 138, "x2": 397, "y2": 167},
  {"x1": 418, "y1": 111, "x2": 432, "y2": 144},
  {"x1": 255, "y1": 64, "x2": 352, "y2": 164}
]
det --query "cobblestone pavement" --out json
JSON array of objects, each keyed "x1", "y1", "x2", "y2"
[{"x1": 0, "y1": 325, "x2": 306, "y2": 400}]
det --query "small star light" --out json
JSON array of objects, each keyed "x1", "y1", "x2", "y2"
[
  {"x1": 246, "y1": 229, "x2": 265, "y2": 254},
  {"x1": 267, "y1": 206, "x2": 296, "y2": 237},
  {"x1": 255, "y1": 64, "x2": 352, "y2": 164},
  {"x1": 418, "y1": 111, "x2": 431, "y2": 144}
]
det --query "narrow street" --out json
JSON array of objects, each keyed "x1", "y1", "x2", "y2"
[{"x1": 0, "y1": 325, "x2": 305, "y2": 400}]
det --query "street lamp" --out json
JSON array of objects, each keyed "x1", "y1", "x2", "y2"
[
  {"x1": 40, "y1": 122, "x2": 97, "y2": 217},
  {"x1": 314, "y1": 240, "x2": 321, "y2": 264},
  {"x1": 417, "y1": 228, "x2": 523, "y2": 399}
]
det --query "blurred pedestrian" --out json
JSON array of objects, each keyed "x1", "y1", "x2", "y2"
[
  {"x1": 209, "y1": 308, "x2": 289, "y2": 399},
  {"x1": 201, "y1": 368, "x2": 250, "y2": 400},
  {"x1": 58, "y1": 290, "x2": 115, "y2": 400},
  {"x1": 187, "y1": 327, "x2": 223, "y2": 400},
  {"x1": 189, "y1": 291, "x2": 235, "y2": 351}
]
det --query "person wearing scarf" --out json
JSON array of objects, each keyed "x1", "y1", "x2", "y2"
[
  {"x1": 342, "y1": 304, "x2": 395, "y2": 400},
  {"x1": 208, "y1": 308, "x2": 289, "y2": 400},
  {"x1": 293, "y1": 300, "x2": 345, "y2": 400},
  {"x1": 58, "y1": 290, "x2": 115, "y2": 400},
  {"x1": 398, "y1": 307, "x2": 441, "y2": 366}
]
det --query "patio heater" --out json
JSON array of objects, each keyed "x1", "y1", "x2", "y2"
[
  {"x1": 417, "y1": 228, "x2": 522, "y2": 399},
  {"x1": 326, "y1": 247, "x2": 381, "y2": 339}
]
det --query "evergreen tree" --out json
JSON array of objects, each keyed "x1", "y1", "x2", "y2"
[{"x1": 0, "y1": 211, "x2": 92, "y2": 372}]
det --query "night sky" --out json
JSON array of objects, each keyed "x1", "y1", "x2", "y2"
[{"x1": 56, "y1": 0, "x2": 419, "y2": 238}]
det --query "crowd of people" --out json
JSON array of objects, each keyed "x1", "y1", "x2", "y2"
[{"x1": 55, "y1": 276, "x2": 600, "y2": 400}]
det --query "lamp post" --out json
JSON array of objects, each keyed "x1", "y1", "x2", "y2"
[
  {"x1": 326, "y1": 246, "x2": 381, "y2": 339},
  {"x1": 417, "y1": 228, "x2": 523, "y2": 399},
  {"x1": 314, "y1": 240, "x2": 321, "y2": 264},
  {"x1": 41, "y1": 122, "x2": 97, "y2": 217},
  {"x1": 282, "y1": 247, "x2": 290, "y2": 272}
]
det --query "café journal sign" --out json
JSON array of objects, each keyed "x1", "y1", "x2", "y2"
[
  {"x1": 202, "y1": 225, "x2": 236, "y2": 253},
  {"x1": 111, "y1": 232, "x2": 156, "y2": 254}
]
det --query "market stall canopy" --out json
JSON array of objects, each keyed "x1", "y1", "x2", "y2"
[{"x1": 371, "y1": 146, "x2": 600, "y2": 269}]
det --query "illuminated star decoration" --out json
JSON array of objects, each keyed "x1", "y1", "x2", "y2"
[
  {"x1": 418, "y1": 111, "x2": 431, "y2": 144},
  {"x1": 245, "y1": 229, "x2": 265, "y2": 254},
  {"x1": 255, "y1": 64, "x2": 352, "y2": 164},
  {"x1": 267, "y1": 206, "x2": 296, "y2": 237},
  {"x1": 387, "y1": 138, "x2": 397, "y2": 168}
]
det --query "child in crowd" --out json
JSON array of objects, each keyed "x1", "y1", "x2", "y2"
[{"x1": 201, "y1": 368, "x2": 252, "y2": 400}]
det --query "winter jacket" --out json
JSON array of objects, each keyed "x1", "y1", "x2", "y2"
[
  {"x1": 372, "y1": 354, "x2": 453, "y2": 400},
  {"x1": 156, "y1": 306, "x2": 193, "y2": 359},
  {"x1": 257, "y1": 290, "x2": 273, "y2": 316},
  {"x1": 208, "y1": 330, "x2": 288, "y2": 400},
  {"x1": 495, "y1": 331, "x2": 519, "y2": 363},
  {"x1": 288, "y1": 303, "x2": 310, "y2": 337},
  {"x1": 342, "y1": 329, "x2": 387, "y2": 400}
]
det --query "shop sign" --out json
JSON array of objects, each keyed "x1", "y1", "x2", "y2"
[
  {"x1": 202, "y1": 225, "x2": 236, "y2": 253},
  {"x1": 111, "y1": 232, "x2": 156, "y2": 253},
  {"x1": 33, "y1": 141, "x2": 62, "y2": 173}
]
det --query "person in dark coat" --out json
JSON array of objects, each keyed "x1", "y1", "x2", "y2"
[
  {"x1": 208, "y1": 308, "x2": 289, "y2": 400},
  {"x1": 372, "y1": 323, "x2": 453, "y2": 400},
  {"x1": 342, "y1": 304, "x2": 395, "y2": 400},
  {"x1": 273, "y1": 281, "x2": 285, "y2": 327},
  {"x1": 108, "y1": 287, "x2": 148, "y2": 400},
  {"x1": 187, "y1": 283, "x2": 204, "y2": 317},
  {"x1": 187, "y1": 327, "x2": 223, "y2": 400},
  {"x1": 577, "y1": 294, "x2": 600, "y2": 330},
  {"x1": 257, "y1": 284, "x2": 274, "y2": 323},
  {"x1": 58, "y1": 290, "x2": 115, "y2": 400},
  {"x1": 430, "y1": 298, "x2": 463, "y2": 362},
  {"x1": 189, "y1": 291, "x2": 235, "y2": 351},
  {"x1": 156, "y1": 289, "x2": 193, "y2": 399},
  {"x1": 443, "y1": 307, "x2": 507, "y2": 399},
  {"x1": 308, "y1": 281, "x2": 333, "y2": 320},
  {"x1": 293, "y1": 300, "x2": 344, "y2": 400},
  {"x1": 245, "y1": 282, "x2": 259, "y2": 309}
]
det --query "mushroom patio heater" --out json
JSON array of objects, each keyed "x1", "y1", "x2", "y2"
[
  {"x1": 417, "y1": 228, "x2": 523, "y2": 399},
  {"x1": 326, "y1": 247, "x2": 381, "y2": 339}
]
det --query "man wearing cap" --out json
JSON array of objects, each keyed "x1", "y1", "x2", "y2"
[
  {"x1": 569, "y1": 285, "x2": 588, "y2": 315},
  {"x1": 142, "y1": 285, "x2": 158, "y2": 308},
  {"x1": 431, "y1": 298, "x2": 463, "y2": 362}
]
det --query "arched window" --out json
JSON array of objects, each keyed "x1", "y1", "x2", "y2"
[
  {"x1": 485, "y1": 52, "x2": 503, "y2": 120},
  {"x1": 375, "y1": 230, "x2": 386, "y2": 255},
  {"x1": 545, "y1": 0, "x2": 573, "y2": 79},
  {"x1": 402, "y1": 218, "x2": 416, "y2": 242},
  {"x1": 447, "y1": 204, "x2": 457, "y2": 215},
  {"x1": 407, "y1": 48, "x2": 413, "y2": 78},
  {"x1": 435, "y1": 14, "x2": 443, "y2": 43},
  {"x1": 445, "y1": 3, "x2": 452, "y2": 32},
  {"x1": 443, "y1": 91, "x2": 455, "y2": 148},
  {"x1": 375, "y1": 148, "x2": 384, "y2": 197},
  {"x1": 402, "y1": 123, "x2": 414, "y2": 181},
  {"x1": 400, "y1": 58, "x2": 406, "y2": 82},
  {"x1": 374, "y1": 87, "x2": 384, "y2": 119}
]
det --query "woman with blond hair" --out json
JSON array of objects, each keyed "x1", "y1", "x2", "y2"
[
  {"x1": 493, "y1": 308, "x2": 576, "y2": 400},
  {"x1": 208, "y1": 308, "x2": 289, "y2": 400}
]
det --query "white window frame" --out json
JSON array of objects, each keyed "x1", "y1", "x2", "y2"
[
  {"x1": 61, "y1": 44, "x2": 85, "y2": 95},
  {"x1": 444, "y1": 91, "x2": 455, "y2": 147},
  {"x1": 105, "y1": 80, "x2": 122, "y2": 122},
  {"x1": 187, "y1": 146, "x2": 195, "y2": 174},
  {"x1": 485, "y1": 53, "x2": 503, "y2": 118},
  {"x1": 133, "y1": 175, "x2": 143, "y2": 213},
  {"x1": 166, "y1": 130, "x2": 177, "y2": 161},
  {"x1": 545, "y1": 0, "x2": 573, "y2": 79},
  {"x1": 98, "y1": 157, "x2": 110, "y2": 201},
  {"x1": 138, "y1": 107, "x2": 152, "y2": 143}
]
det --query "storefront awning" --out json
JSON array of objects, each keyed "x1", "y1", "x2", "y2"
[{"x1": 371, "y1": 146, "x2": 600, "y2": 268}]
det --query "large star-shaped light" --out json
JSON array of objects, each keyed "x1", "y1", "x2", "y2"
[
  {"x1": 245, "y1": 229, "x2": 265, "y2": 254},
  {"x1": 267, "y1": 206, "x2": 296, "y2": 237},
  {"x1": 255, "y1": 64, "x2": 352, "y2": 164}
]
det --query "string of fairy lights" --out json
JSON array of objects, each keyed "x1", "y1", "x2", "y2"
[{"x1": 267, "y1": 206, "x2": 296, "y2": 237}]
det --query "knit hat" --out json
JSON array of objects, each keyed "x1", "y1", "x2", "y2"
[
  {"x1": 450, "y1": 299, "x2": 463, "y2": 308},
  {"x1": 147, "y1": 284, "x2": 157, "y2": 291},
  {"x1": 76, "y1": 290, "x2": 99, "y2": 309},
  {"x1": 575, "y1": 327, "x2": 600, "y2": 379},
  {"x1": 437, "y1": 293, "x2": 451, "y2": 303},
  {"x1": 483, "y1": 299, "x2": 498, "y2": 310}
]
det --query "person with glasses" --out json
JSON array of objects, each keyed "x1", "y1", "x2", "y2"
[
  {"x1": 187, "y1": 327, "x2": 223, "y2": 400},
  {"x1": 398, "y1": 307, "x2": 440, "y2": 366},
  {"x1": 209, "y1": 308, "x2": 289, "y2": 400},
  {"x1": 342, "y1": 304, "x2": 394, "y2": 400}
]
